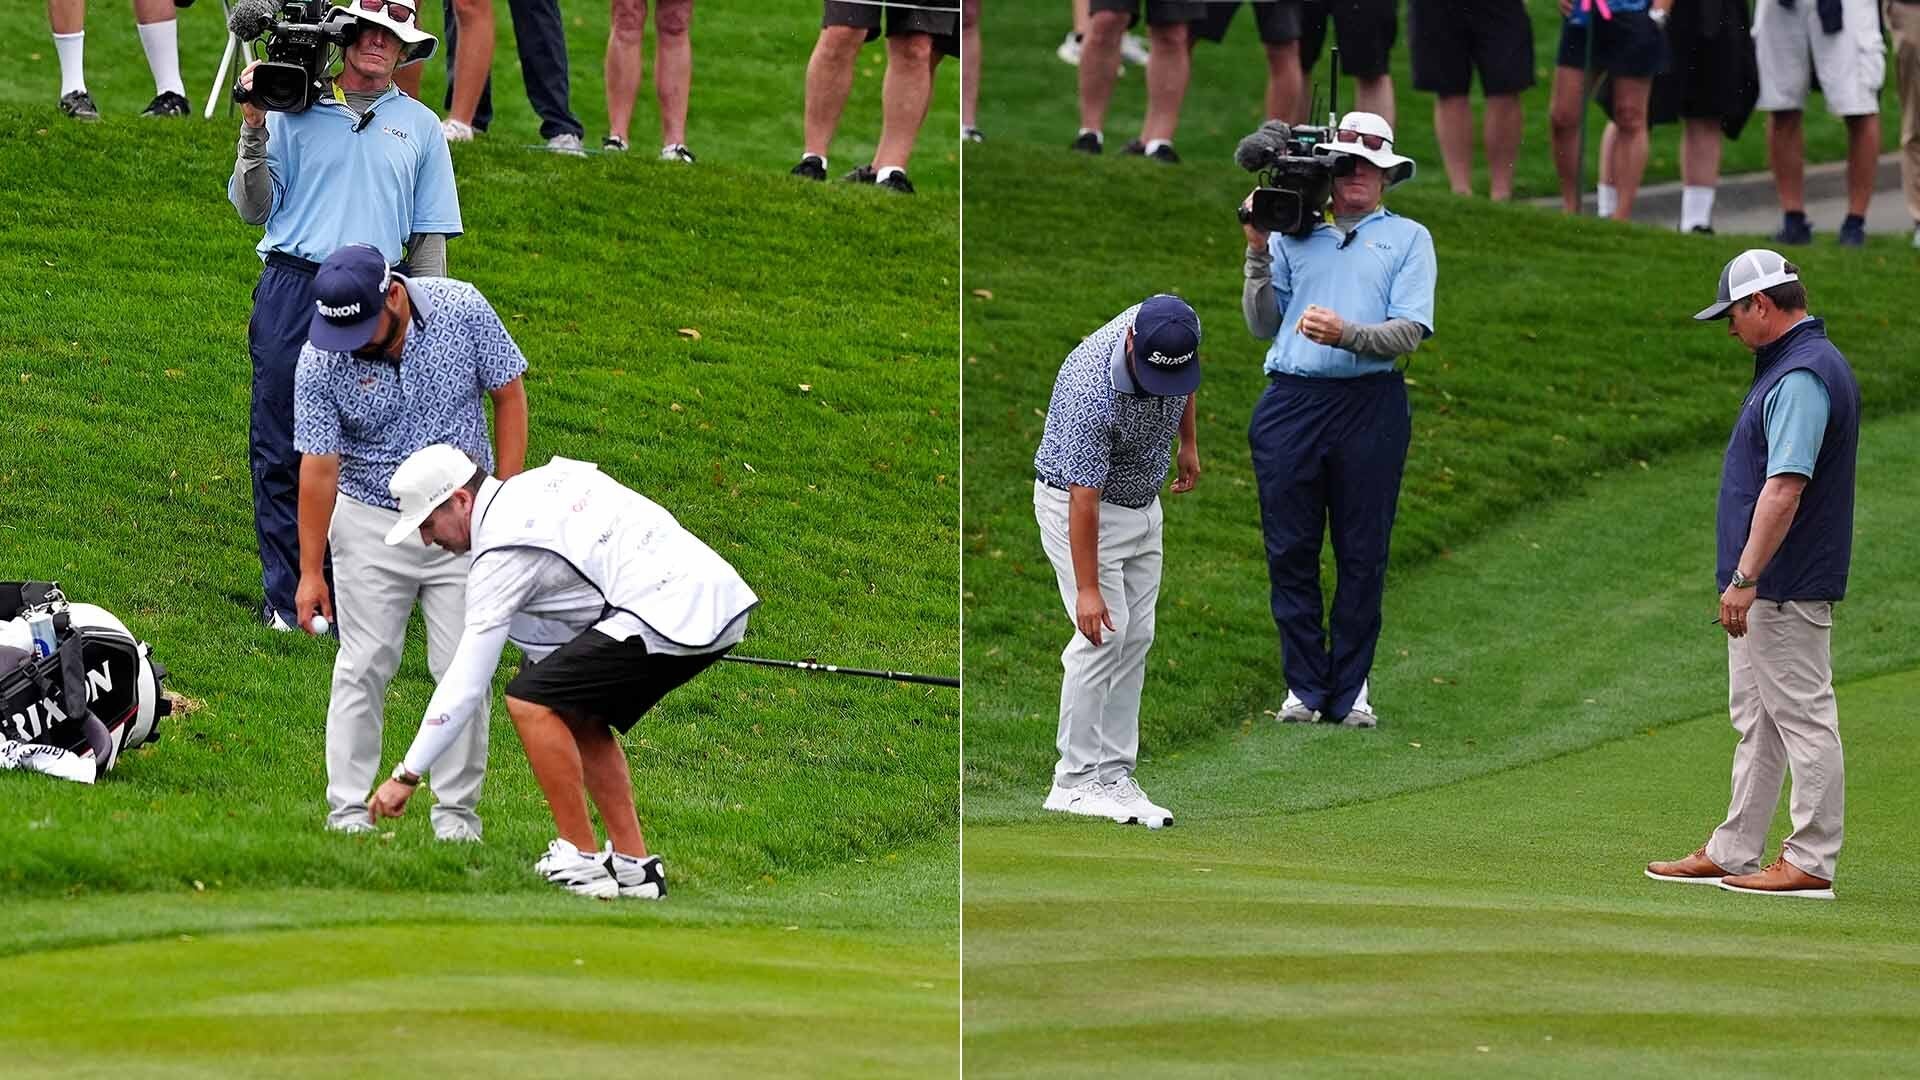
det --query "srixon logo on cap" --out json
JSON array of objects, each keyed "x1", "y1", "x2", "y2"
[
  {"x1": 1145, "y1": 349, "x2": 1194, "y2": 367},
  {"x1": 317, "y1": 299, "x2": 363, "y2": 319}
]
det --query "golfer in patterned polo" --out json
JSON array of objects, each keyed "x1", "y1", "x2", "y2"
[{"x1": 1031, "y1": 294, "x2": 1201, "y2": 829}]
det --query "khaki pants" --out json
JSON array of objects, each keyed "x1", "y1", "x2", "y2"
[
  {"x1": 1706, "y1": 600, "x2": 1844, "y2": 882},
  {"x1": 1034, "y1": 481, "x2": 1163, "y2": 788},
  {"x1": 323, "y1": 494, "x2": 490, "y2": 838},
  {"x1": 1888, "y1": 0, "x2": 1920, "y2": 224}
]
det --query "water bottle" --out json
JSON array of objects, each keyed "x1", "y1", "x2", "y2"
[{"x1": 27, "y1": 612, "x2": 57, "y2": 658}]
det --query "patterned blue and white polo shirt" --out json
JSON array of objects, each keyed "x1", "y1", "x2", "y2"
[
  {"x1": 1033, "y1": 304, "x2": 1191, "y2": 509},
  {"x1": 293, "y1": 276, "x2": 527, "y2": 509}
]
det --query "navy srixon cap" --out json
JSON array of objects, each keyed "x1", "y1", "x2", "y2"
[
  {"x1": 1130, "y1": 294, "x2": 1202, "y2": 396},
  {"x1": 309, "y1": 244, "x2": 394, "y2": 352}
]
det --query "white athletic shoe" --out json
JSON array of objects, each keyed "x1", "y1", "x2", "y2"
[
  {"x1": 545, "y1": 133, "x2": 586, "y2": 157},
  {"x1": 1278, "y1": 690, "x2": 1318, "y2": 723},
  {"x1": 1342, "y1": 680, "x2": 1379, "y2": 729},
  {"x1": 608, "y1": 850, "x2": 668, "y2": 900},
  {"x1": 325, "y1": 816, "x2": 375, "y2": 835},
  {"x1": 434, "y1": 819, "x2": 482, "y2": 843},
  {"x1": 1119, "y1": 31, "x2": 1151, "y2": 66},
  {"x1": 1042, "y1": 779, "x2": 1126, "y2": 819},
  {"x1": 660, "y1": 143, "x2": 696, "y2": 164},
  {"x1": 442, "y1": 117, "x2": 475, "y2": 142},
  {"x1": 1056, "y1": 30, "x2": 1083, "y2": 66},
  {"x1": 1105, "y1": 775, "x2": 1173, "y2": 828},
  {"x1": 538, "y1": 839, "x2": 618, "y2": 898}
]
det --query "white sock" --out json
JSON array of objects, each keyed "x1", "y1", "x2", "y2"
[
  {"x1": 1596, "y1": 183, "x2": 1618, "y2": 219},
  {"x1": 1680, "y1": 185, "x2": 1716, "y2": 232},
  {"x1": 875, "y1": 165, "x2": 905, "y2": 183},
  {"x1": 137, "y1": 19, "x2": 185, "y2": 97},
  {"x1": 53, "y1": 31, "x2": 86, "y2": 98}
]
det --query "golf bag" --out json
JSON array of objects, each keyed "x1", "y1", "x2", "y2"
[{"x1": 0, "y1": 582, "x2": 169, "y2": 780}]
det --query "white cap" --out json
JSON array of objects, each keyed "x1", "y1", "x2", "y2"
[
  {"x1": 1315, "y1": 111, "x2": 1416, "y2": 187},
  {"x1": 329, "y1": 1, "x2": 438, "y2": 67},
  {"x1": 1694, "y1": 249, "x2": 1800, "y2": 320},
  {"x1": 384, "y1": 444, "x2": 476, "y2": 545}
]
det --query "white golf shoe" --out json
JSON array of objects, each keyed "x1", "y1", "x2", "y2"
[
  {"x1": 1105, "y1": 776, "x2": 1173, "y2": 828},
  {"x1": 1119, "y1": 32, "x2": 1151, "y2": 66},
  {"x1": 1341, "y1": 680, "x2": 1379, "y2": 729},
  {"x1": 1043, "y1": 779, "x2": 1126, "y2": 820},
  {"x1": 1278, "y1": 690, "x2": 1318, "y2": 723},
  {"x1": 536, "y1": 839, "x2": 618, "y2": 898},
  {"x1": 608, "y1": 850, "x2": 668, "y2": 900}
]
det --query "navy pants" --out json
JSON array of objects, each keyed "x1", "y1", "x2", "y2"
[
  {"x1": 1248, "y1": 371, "x2": 1411, "y2": 720},
  {"x1": 247, "y1": 259, "x2": 319, "y2": 623},
  {"x1": 444, "y1": 0, "x2": 585, "y2": 140}
]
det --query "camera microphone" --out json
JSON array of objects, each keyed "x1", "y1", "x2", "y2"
[
  {"x1": 227, "y1": 0, "x2": 279, "y2": 39},
  {"x1": 1233, "y1": 120, "x2": 1293, "y2": 173}
]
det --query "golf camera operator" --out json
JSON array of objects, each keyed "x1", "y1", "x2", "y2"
[
  {"x1": 1240, "y1": 111, "x2": 1436, "y2": 729},
  {"x1": 227, "y1": 0, "x2": 460, "y2": 632}
]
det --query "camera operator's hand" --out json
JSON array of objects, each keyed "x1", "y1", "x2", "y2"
[
  {"x1": 239, "y1": 60, "x2": 267, "y2": 129},
  {"x1": 1241, "y1": 191, "x2": 1271, "y2": 251},
  {"x1": 1297, "y1": 304, "x2": 1346, "y2": 347}
]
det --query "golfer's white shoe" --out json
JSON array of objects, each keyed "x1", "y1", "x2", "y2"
[
  {"x1": 1342, "y1": 681, "x2": 1379, "y2": 729},
  {"x1": 1278, "y1": 690, "x2": 1318, "y2": 723},
  {"x1": 608, "y1": 850, "x2": 668, "y2": 900},
  {"x1": 1043, "y1": 779, "x2": 1126, "y2": 819},
  {"x1": 434, "y1": 819, "x2": 482, "y2": 843},
  {"x1": 1105, "y1": 775, "x2": 1173, "y2": 828},
  {"x1": 538, "y1": 839, "x2": 618, "y2": 898},
  {"x1": 326, "y1": 816, "x2": 375, "y2": 835},
  {"x1": 442, "y1": 117, "x2": 475, "y2": 142}
]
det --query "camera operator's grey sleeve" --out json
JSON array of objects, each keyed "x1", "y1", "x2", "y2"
[
  {"x1": 1243, "y1": 245, "x2": 1283, "y2": 339},
  {"x1": 1338, "y1": 318, "x2": 1426, "y2": 359},
  {"x1": 230, "y1": 124, "x2": 274, "y2": 226},
  {"x1": 406, "y1": 233, "x2": 448, "y2": 278}
]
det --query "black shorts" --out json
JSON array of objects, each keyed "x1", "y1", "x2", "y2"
[
  {"x1": 1191, "y1": 0, "x2": 1304, "y2": 45},
  {"x1": 1555, "y1": 10, "x2": 1670, "y2": 79},
  {"x1": 1088, "y1": 0, "x2": 1206, "y2": 29},
  {"x1": 505, "y1": 629, "x2": 729, "y2": 734},
  {"x1": 1300, "y1": 0, "x2": 1399, "y2": 79},
  {"x1": 822, "y1": 1, "x2": 960, "y2": 56},
  {"x1": 1408, "y1": 0, "x2": 1536, "y2": 96}
]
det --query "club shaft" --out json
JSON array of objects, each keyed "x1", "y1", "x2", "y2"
[{"x1": 721, "y1": 654, "x2": 958, "y2": 688}]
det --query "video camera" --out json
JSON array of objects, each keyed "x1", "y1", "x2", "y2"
[
  {"x1": 1234, "y1": 120, "x2": 1356, "y2": 238},
  {"x1": 227, "y1": 0, "x2": 350, "y2": 113}
]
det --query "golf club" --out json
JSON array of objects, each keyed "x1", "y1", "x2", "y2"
[{"x1": 721, "y1": 654, "x2": 959, "y2": 688}]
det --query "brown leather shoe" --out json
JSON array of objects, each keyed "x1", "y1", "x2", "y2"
[
  {"x1": 1719, "y1": 856, "x2": 1835, "y2": 900},
  {"x1": 1645, "y1": 846, "x2": 1729, "y2": 884}
]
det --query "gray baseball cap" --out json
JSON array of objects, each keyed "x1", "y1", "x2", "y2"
[{"x1": 1694, "y1": 249, "x2": 1800, "y2": 320}]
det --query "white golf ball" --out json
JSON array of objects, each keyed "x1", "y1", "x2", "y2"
[{"x1": 309, "y1": 615, "x2": 330, "y2": 635}]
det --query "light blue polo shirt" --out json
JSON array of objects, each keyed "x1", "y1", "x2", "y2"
[
  {"x1": 1259, "y1": 208, "x2": 1437, "y2": 379},
  {"x1": 233, "y1": 86, "x2": 462, "y2": 265}
]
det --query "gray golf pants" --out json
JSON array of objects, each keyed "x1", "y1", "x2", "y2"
[
  {"x1": 1706, "y1": 599, "x2": 1844, "y2": 882},
  {"x1": 324, "y1": 494, "x2": 489, "y2": 838},
  {"x1": 1034, "y1": 481, "x2": 1163, "y2": 788}
]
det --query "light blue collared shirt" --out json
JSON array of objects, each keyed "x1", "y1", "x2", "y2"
[
  {"x1": 1258, "y1": 208, "x2": 1437, "y2": 378},
  {"x1": 232, "y1": 85, "x2": 462, "y2": 265}
]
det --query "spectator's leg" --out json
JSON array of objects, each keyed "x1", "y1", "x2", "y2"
[
  {"x1": 49, "y1": 0, "x2": 85, "y2": 99},
  {"x1": 1680, "y1": 116, "x2": 1723, "y2": 230},
  {"x1": 1548, "y1": 65, "x2": 1587, "y2": 214},
  {"x1": 1073, "y1": 0, "x2": 1089, "y2": 37},
  {"x1": 1843, "y1": 112, "x2": 1880, "y2": 218},
  {"x1": 446, "y1": 0, "x2": 494, "y2": 127},
  {"x1": 803, "y1": 25, "x2": 865, "y2": 161},
  {"x1": 1432, "y1": 94, "x2": 1474, "y2": 196},
  {"x1": 654, "y1": 0, "x2": 693, "y2": 148},
  {"x1": 1483, "y1": 93, "x2": 1522, "y2": 201},
  {"x1": 132, "y1": 0, "x2": 183, "y2": 97},
  {"x1": 1138, "y1": 19, "x2": 1190, "y2": 144},
  {"x1": 606, "y1": 0, "x2": 646, "y2": 144},
  {"x1": 510, "y1": 0, "x2": 584, "y2": 140},
  {"x1": 962, "y1": 0, "x2": 981, "y2": 132},
  {"x1": 1263, "y1": 41, "x2": 1303, "y2": 124},
  {"x1": 1768, "y1": 109, "x2": 1806, "y2": 214},
  {"x1": 1078, "y1": 10, "x2": 1127, "y2": 135},
  {"x1": 1893, "y1": 0, "x2": 1920, "y2": 227},
  {"x1": 874, "y1": 31, "x2": 936, "y2": 171},
  {"x1": 1596, "y1": 121, "x2": 1618, "y2": 216},
  {"x1": 1606, "y1": 75, "x2": 1651, "y2": 220},
  {"x1": 1352, "y1": 74, "x2": 1393, "y2": 127}
]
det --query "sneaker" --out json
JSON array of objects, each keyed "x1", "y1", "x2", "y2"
[
  {"x1": 791, "y1": 154, "x2": 827, "y2": 181},
  {"x1": 545, "y1": 133, "x2": 587, "y2": 157},
  {"x1": 141, "y1": 90, "x2": 190, "y2": 117},
  {"x1": 843, "y1": 164, "x2": 878, "y2": 184},
  {"x1": 1686, "y1": 225, "x2": 1715, "y2": 235},
  {"x1": 1340, "y1": 681, "x2": 1379, "y2": 729},
  {"x1": 1070, "y1": 130, "x2": 1103, "y2": 154},
  {"x1": 1773, "y1": 215, "x2": 1812, "y2": 245},
  {"x1": 1056, "y1": 30, "x2": 1084, "y2": 66},
  {"x1": 1277, "y1": 690, "x2": 1318, "y2": 724},
  {"x1": 962, "y1": 126, "x2": 985, "y2": 144},
  {"x1": 442, "y1": 117, "x2": 475, "y2": 142},
  {"x1": 608, "y1": 850, "x2": 668, "y2": 900},
  {"x1": 58, "y1": 90, "x2": 100, "y2": 122},
  {"x1": 261, "y1": 604, "x2": 295, "y2": 633},
  {"x1": 539, "y1": 839, "x2": 619, "y2": 898},
  {"x1": 1645, "y1": 845, "x2": 1730, "y2": 885},
  {"x1": 1042, "y1": 778, "x2": 1126, "y2": 819},
  {"x1": 1105, "y1": 775, "x2": 1173, "y2": 828},
  {"x1": 326, "y1": 815, "x2": 376, "y2": 835},
  {"x1": 1120, "y1": 31, "x2": 1151, "y2": 66},
  {"x1": 1718, "y1": 855, "x2": 1834, "y2": 900},
  {"x1": 603, "y1": 135, "x2": 629, "y2": 152},
  {"x1": 1837, "y1": 218, "x2": 1867, "y2": 247},
  {"x1": 1123, "y1": 138, "x2": 1181, "y2": 164},
  {"x1": 875, "y1": 169, "x2": 916, "y2": 194},
  {"x1": 660, "y1": 143, "x2": 696, "y2": 164},
  {"x1": 434, "y1": 818, "x2": 483, "y2": 842}
]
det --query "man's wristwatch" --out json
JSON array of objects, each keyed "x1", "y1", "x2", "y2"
[
  {"x1": 1729, "y1": 567, "x2": 1757, "y2": 589},
  {"x1": 391, "y1": 762, "x2": 422, "y2": 786},
  {"x1": 1649, "y1": 7, "x2": 1670, "y2": 26}
]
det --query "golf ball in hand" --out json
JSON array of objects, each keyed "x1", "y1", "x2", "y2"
[{"x1": 309, "y1": 615, "x2": 330, "y2": 635}]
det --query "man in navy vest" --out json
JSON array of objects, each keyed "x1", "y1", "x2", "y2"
[{"x1": 1647, "y1": 250, "x2": 1859, "y2": 901}]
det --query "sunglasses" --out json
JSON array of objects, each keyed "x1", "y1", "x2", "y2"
[
  {"x1": 1335, "y1": 129, "x2": 1391, "y2": 151},
  {"x1": 356, "y1": 0, "x2": 416, "y2": 25}
]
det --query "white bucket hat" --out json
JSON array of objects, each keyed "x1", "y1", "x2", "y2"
[
  {"x1": 384, "y1": 444, "x2": 478, "y2": 545},
  {"x1": 1315, "y1": 111, "x2": 1416, "y2": 187},
  {"x1": 330, "y1": 0, "x2": 438, "y2": 67},
  {"x1": 1693, "y1": 249, "x2": 1800, "y2": 320}
]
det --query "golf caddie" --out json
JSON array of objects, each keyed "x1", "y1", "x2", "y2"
[
  {"x1": 366, "y1": 444, "x2": 758, "y2": 899},
  {"x1": 1032, "y1": 294, "x2": 1201, "y2": 829},
  {"x1": 1647, "y1": 251, "x2": 1859, "y2": 900}
]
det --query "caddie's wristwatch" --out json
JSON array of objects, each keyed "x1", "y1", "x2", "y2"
[
  {"x1": 391, "y1": 762, "x2": 422, "y2": 786},
  {"x1": 1730, "y1": 568, "x2": 1757, "y2": 589}
]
